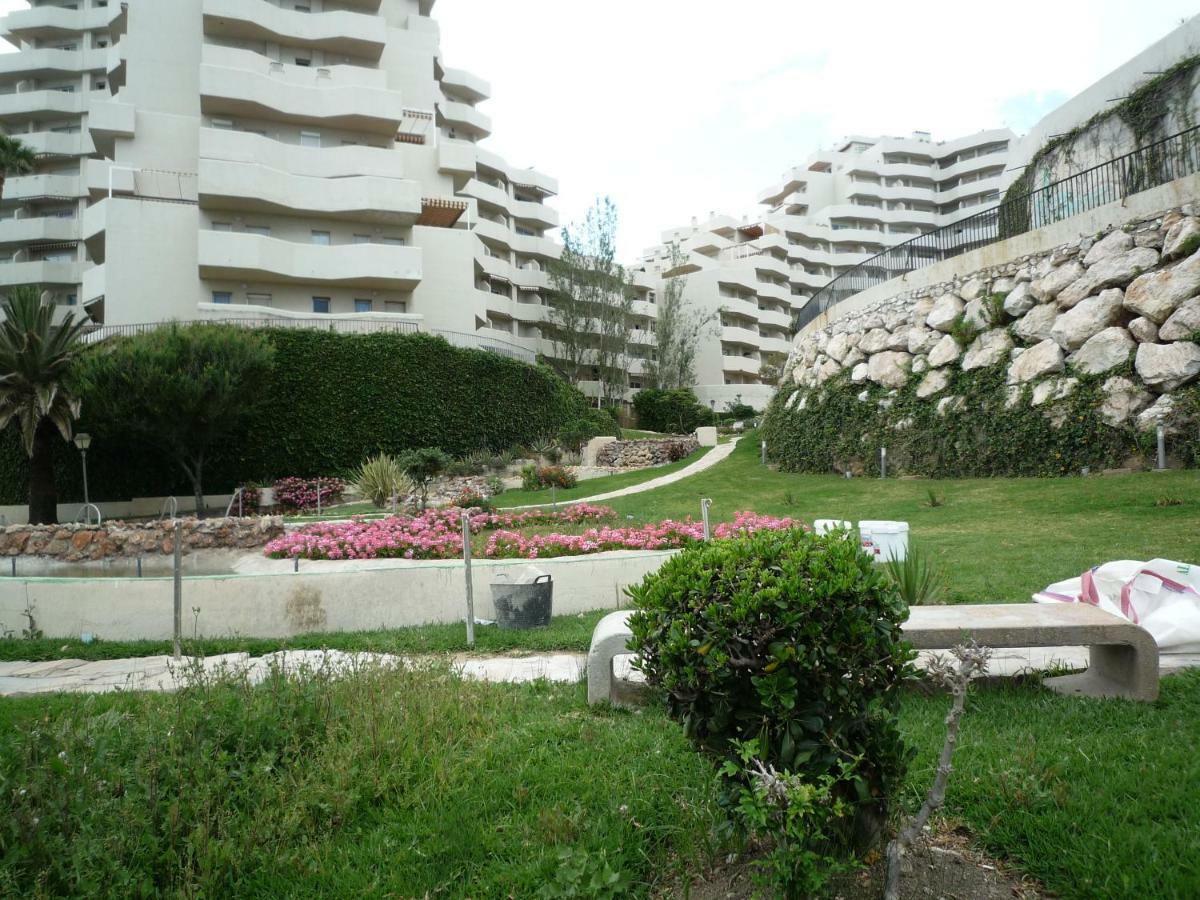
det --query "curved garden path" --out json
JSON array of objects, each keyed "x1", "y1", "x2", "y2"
[{"x1": 501, "y1": 437, "x2": 740, "y2": 510}]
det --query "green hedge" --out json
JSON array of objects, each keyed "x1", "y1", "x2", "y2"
[
  {"x1": 0, "y1": 330, "x2": 589, "y2": 504},
  {"x1": 762, "y1": 364, "x2": 1200, "y2": 478}
]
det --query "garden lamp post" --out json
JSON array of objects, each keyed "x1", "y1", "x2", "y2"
[{"x1": 73, "y1": 432, "x2": 92, "y2": 506}]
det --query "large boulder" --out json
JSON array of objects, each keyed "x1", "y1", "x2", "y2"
[
  {"x1": 1125, "y1": 246, "x2": 1200, "y2": 322},
  {"x1": 850, "y1": 362, "x2": 870, "y2": 383},
  {"x1": 1099, "y1": 376, "x2": 1154, "y2": 427},
  {"x1": 1162, "y1": 216, "x2": 1200, "y2": 261},
  {"x1": 1070, "y1": 326, "x2": 1136, "y2": 375},
  {"x1": 1013, "y1": 302, "x2": 1059, "y2": 343},
  {"x1": 1049, "y1": 288, "x2": 1124, "y2": 350},
  {"x1": 1159, "y1": 296, "x2": 1200, "y2": 341},
  {"x1": 959, "y1": 277, "x2": 986, "y2": 301},
  {"x1": 1007, "y1": 339, "x2": 1064, "y2": 384},
  {"x1": 915, "y1": 368, "x2": 951, "y2": 399},
  {"x1": 815, "y1": 358, "x2": 842, "y2": 384},
  {"x1": 1135, "y1": 394, "x2": 1176, "y2": 431},
  {"x1": 962, "y1": 296, "x2": 991, "y2": 331},
  {"x1": 1128, "y1": 316, "x2": 1160, "y2": 343},
  {"x1": 926, "y1": 293, "x2": 964, "y2": 333},
  {"x1": 1134, "y1": 341, "x2": 1200, "y2": 392},
  {"x1": 885, "y1": 326, "x2": 910, "y2": 351},
  {"x1": 866, "y1": 351, "x2": 911, "y2": 389},
  {"x1": 906, "y1": 325, "x2": 937, "y2": 355},
  {"x1": 1082, "y1": 229, "x2": 1133, "y2": 266},
  {"x1": 927, "y1": 333, "x2": 961, "y2": 368},
  {"x1": 1002, "y1": 281, "x2": 1036, "y2": 317},
  {"x1": 825, "y1": 332, "x2": 851, "y2": 363},
  {"x1": 1056, "y1": 247, "x2": 1159, "y2": 308},
  {"x1": 1031, "y1": 376, "x2": 1078, "y2": 407},
  {"x1": 858, "y1": 327, "x2": 893, "y2": 354},
  {"x1": 1030, "y1": 260, "x2": 1085, "y2": 303},
  {"x1": 960, "y1": 328, "x2": 1014, "y2": 371}
]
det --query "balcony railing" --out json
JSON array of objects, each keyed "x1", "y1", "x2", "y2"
[{"x1": 796, "y1": 124, "x2": 1200, "y2": 332}]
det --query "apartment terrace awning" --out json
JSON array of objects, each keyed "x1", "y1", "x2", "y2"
[{"x1": 418, "y1": 197, "x2": 467, "y2": 228}]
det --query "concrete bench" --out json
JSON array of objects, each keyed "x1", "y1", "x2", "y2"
[{"x1": 587, "y1": 603, "x2": 1159, "y2": 706}]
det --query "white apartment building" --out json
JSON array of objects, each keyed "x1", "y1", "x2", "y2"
[
  {"x1": 0, "y1": 0, "x2": 560, "y2": 361},
  {"x1": 630, "y1": 129, "x2": 1017, "y2": 409}
]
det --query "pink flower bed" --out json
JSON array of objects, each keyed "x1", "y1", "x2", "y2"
[
  {"x1": 265, "y1": 506, "x2": 802, "y2": 562},
  {"x1": 264, "y1": 504, "x2": 618, "y2": 561}
]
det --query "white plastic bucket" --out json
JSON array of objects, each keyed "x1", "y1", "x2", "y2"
[
  {"x1": 859, "y1": 520, "x2": 909, "y2": 562},
  {"x1": 814, "y1": 519, "x2": 853, "y2": 536}
]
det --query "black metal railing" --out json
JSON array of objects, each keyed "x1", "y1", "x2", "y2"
[{"x1": 795, "y1": 124, "x2": 1200, "y2": 332}]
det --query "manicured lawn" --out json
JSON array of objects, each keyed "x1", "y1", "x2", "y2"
[
  {"x1": 605, "y1": 433, "x2": 1200, "y2": 603},
  {"x1": 3, "y1": 670, "x2": 1198, "y2": 897},
  {"x1": 0, "y1": 609, "x2": 608, "y2": 663},
  {"x1": 494, "y1": 447, "x2": 706, "y2": 508}
]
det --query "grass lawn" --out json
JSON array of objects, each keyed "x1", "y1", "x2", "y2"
[
  {"x1": 2, "y1": 670, "x2": 1197, "y2": 897},
  {"x1": 494, "y1": 447, "x2": 706, "y2": 508},
  {"x1": 604, "y1": 433, "x2": 1200, "y2": 603}
]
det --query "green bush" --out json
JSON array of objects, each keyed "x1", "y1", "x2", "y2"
[
  {"x1": 399, "y1": 448, "x2": 450, "y2": 510},
  {"x1": 520, "y1": 464, "x2": 577, "y2": 491},
  {"x1": 627, "y1": 529, "x2": 914, "y2": 849},
  {"x1": 632, "y1": 388, "x2": 711, "y2": 434},
  {"x1": 0, "y1": 329, "x2": 590, "y2": 504},
  {"x1": 557, "y1": 408, "x2": 621, "y2": 453},
  {"x1": 352, "y1": 453, "x2": 411, "y2": 509}
]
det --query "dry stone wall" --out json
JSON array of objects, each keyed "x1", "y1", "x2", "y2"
[
  {"x1": 595, "y1": 438, "x2": 700, "y2": 468},
  {"x1": 0, "y1": 517, "x2": 284, "y2": 562},
  {"x1": 770, "y1": 204, "x2": 1200, "y2": 473}
]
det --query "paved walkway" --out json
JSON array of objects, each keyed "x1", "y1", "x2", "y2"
[
  {"x1": 501, "y1": 438, "x2": 740, "y2": 510},
  {"x1": 2, "y1": 645, "x2": 1196, "y2": 697}
]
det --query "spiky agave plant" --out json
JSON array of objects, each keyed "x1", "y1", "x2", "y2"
[
  {"x1": 353, "y1": 453, "x2": 412, "y2": 509},
  {"x1": 883, "y1": 543, "x2": 947, "y2": 606}
]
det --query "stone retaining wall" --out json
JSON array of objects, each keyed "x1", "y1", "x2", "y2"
[
  {"x1": 0, "y1": 517, "x2": 284, "y2": 562},
  {"x1": 595, "y1": 438, "x2": 700, "y2": 468},
  {"x1": 784, "y1": 204, "x2": 1200, "y2": 436}
]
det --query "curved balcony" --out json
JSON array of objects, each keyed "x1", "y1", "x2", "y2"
[
  {"x1": 439, "y1": 139, "x2": 477, "y2": 176},
  {"x1": 1, "y1": 3, "x2": 121, "y2": 41},
  {"x1": 0, "y1": 259, "x2": 83, "y2": 288},
  {"x1": 198, "y1": 231, "x2": 422, "y2": 290},
  {"x1": 721, "y1": 355, "x2": 761, "y2": 376},
  {"x1": 202, "y1": 0, "x2": 386, "y2": 59},
  {"x1": 199, "y1": 63, "x2": 404, "y2": 134},
  {"x1": 721, "y1": 325, "x2": 761, "y2": 347},
  {"x1": 199, "y1": 127, "x2": 400, "y2": 180},
  {"x1": 756, "y1": 307, "x2": 792, "y2": 330},
  {"x1": 933, "y1": 173, "x2": 1003, "y2": 204},
  {"x1": 201, "y1": 44, "x2": 385, "y2": 88},
  {"x1": 0, "y1": 48, "x2": 102, "y2": 81},
  {"x1": 438, "y1": 100, "x2": 491, "y2": 139},
  {"x1": 440, "y1": 66, "x2": 489, "y2": 103},
  {"x1": 460, "y1": 178, "x2": 558, "y2": 229},
  {"x1": 474, "y1": 218, "x2": 559, "y2": 261},
  {"x1": 716, "y1": 268, "x2": 758, "y2": 294},
  {"x1": 754, "y1": 282, "x2": 792, "y2": 304},
  {"x1": 759, "y1": 335, "x2": 793, "y2": 355},
  {"x1": 475, "y1": 145, "x2": 557, "y2": 197},
  {"x1": 0, "y1": 90, "x2": 83, "y2": 122},
  {"x1": 0, "y1": 215, "x2": 79, "y2": 247},
  {"x1": 199, "y1": 159, "x2": 420, "y2": 224}
]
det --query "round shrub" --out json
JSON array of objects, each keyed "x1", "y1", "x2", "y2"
[{"x1": 627, "y1": 528, "x2": 914, "y2": 838}]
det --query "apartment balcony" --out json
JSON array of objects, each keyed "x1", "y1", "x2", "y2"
[
  {"x1": 198, "y1": 231, "x2": 422, "y2": 290},
  {"x1": 81, "y1": 198, "x2": 107, "y2": 261},
  {"x1": 512, "y1": 198, "x2": 558, "y2": 230},
  {"x1": 2, "y1": 173, "x2": 82, "y2": 203},
  {"x1": 474, "y1": 145, "x2": 558, "y2": 197},
  {"x1": 716, "y1": 268, "x2": 758, "y2": 294},
  {"x1": 721, "y1": 325, "x2": 761, "y2": 347},
  {"x1": 200, "y1": 44, "x2": 386, "y2": 89},
  {"x1": 87, "y1": 100, "x2": 135, "y2": 156},
  {"x1": 22, "y1": 130, "x2": 91, "y2": 158},
  {"x1": 722, "y1": 355, "x2": 761, "y2": 377},
  {"x1": 81, "y1": 262, "x2": 104, "y2": 305},
  {"x1": 0, "y1": 48, "x2": 97, "y2": 81},
  {"x1": 82, "y1": 159, "x2": 136, "y2": 198},
  {"x1": 199, "y1": 127, "x2": 399, "y2": 180},
  {"x1": 199, "y1": 64, "x2": 404, "y2": 135},
  {"x1": 107, "y1": 37, "x2": 128, "y2": 88},
  {"x1": 759, "y1": 336, "x2": 793, "y2": 355},
  {"x1": 461, "y1": 177, "x2": 510, "y2": 212},
  {"x1": 755, "y1": 282, "x2": 792, "y2": 304},
  {"x1": 848, "y1": 182, "x2": 936, "y2": 204},
  {"x1": 756, "y1": 307, "x2": 792, "y2": 329},
  {"x1": 1, "y1": 3, "x2": 121, "y2": 41},
  {"x1": 934, "y1": 173, "x2": 1003, "y2": 204},
  {"x1": 199, "y1": 158, "x2": 420, "y2": 224},
  {"x1": 439, "y1": 139, "x2": 477, "y2": 176},
  {"x1": 0, "y1": 214, "x2": 79, "y2": 247},
  {"x1": 461, "y1": 178, "x2": 559, "y2": 230},
  {"x1": 0, "y1": 89, "x2": 83, "y2": 122},
  {"x1": 438, "y1": 100, "x2": 491, "y2": 139},
  {"x1": 473, "y1": 216, "x2": 513, "y2": 251},
  {"x1": 0, "y1": 259, "x2": 83, "y2": 288},
  {"x1": 202, "y1": 0, "x2": 386, "y2": 60},
  {"x1": 440, "y1": 66, "x2": 489, "y2": 102}
]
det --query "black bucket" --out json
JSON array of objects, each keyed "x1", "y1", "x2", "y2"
[{"x1": 491, "y1": 573, "x2": 553, "y2": 629}]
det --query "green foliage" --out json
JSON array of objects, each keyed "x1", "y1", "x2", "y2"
[
  {"x1": 556, "y1": 407, "x2": 621, "y2": 453},
  {"x1": 484, "y1": 475, "x2": 505, "y2": 496},
  {"x1": 633, "y1": 388, "x2": 711, "y2": 433},
  {"x1": 947, "y1": 313, "x2": 979, "y2": 349},
  {"x1": 398, "y1": 448, "x2": 450, "y2": 510},
  {"x1": 984, "y1": 292, "x2": 1008, "y2": 326},
  {"x1": 627, "y1": 528, "x2": 915, "y2": 849},
  {"x1": 884, "y1": 545, "x2": 946, "y2": 606},
  {"x1": 762, "y1": 363, "x2": 1159, "y2": 478},
  {"x1": 352, "y1": 453, "x2": 411, "y2": 509},
  {"x1": 0, "y1": 133, "x2": 36, "y2": 187},
  {"x1": 73, "y1": 323, "x2": 275, "y2": 509},
  {"x1": 0, "y1": 329, "x2": 589, "y2": 504},
  {"x1": 534, "y1": 847, "x2": 633, "y2": 899},
  {"x1": 521, "y1": 464, "x2": 576, "y2": 491}
]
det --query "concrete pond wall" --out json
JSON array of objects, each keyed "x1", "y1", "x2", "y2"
[{"x1": 0, "y1": 549, "x2": 677, "y2": 641}]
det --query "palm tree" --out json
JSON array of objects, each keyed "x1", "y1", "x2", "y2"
[
  {"x1": 0, "y1": 134, "x2": 36, "y2": 203},
  {"x1": 0, "y1": 287, "x2": 88, "y2": 524}
]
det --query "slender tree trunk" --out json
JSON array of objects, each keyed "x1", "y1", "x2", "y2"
[
  {"x1": 28, "y1": 419, "x2": 59, "y2": 525},
  {"x1": 180, "y1": 454, "x2": 205, "y2": 519}
]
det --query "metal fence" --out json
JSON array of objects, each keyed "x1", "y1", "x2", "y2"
[
  {"x1": 430, "y1": 328, "x2": 537, "y2": 364},
  {"x1": 795, "y1": 124, "x2": 1200, "y2": 332}
]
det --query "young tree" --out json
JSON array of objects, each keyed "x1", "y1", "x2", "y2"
[
  {"x1": 645, "y1": 243, "x2": 714, "y2": 390},
  {"x1": 0, "y1": 135, "x2": 36, "y2": 203},
  {"x1": 75, "y1": 324, "x2": 276, "y2": 516},
  {"x1": 546, "y1": 196, "x2": 635, "y2": 408},
  {"x1": 0, "y1": 287, "x2": 89, "y2": 524},
  {"x1": 398, "y1": 447, "x2": 450, "y2": 510}
]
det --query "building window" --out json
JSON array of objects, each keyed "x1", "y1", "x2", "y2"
[
  {"x1": 65, "y1": 293, "x2": 77, "y2": 306},
  {"x1": 311, "y1": 230, "x2": 331, "y2": 245},
  {"x1": 245, "y1": 225, "x2": 270, "y2": 236},
  {"x1": 210, "y1": 118, "x2": 234, "y2": 130},
  {"x1": 312, "y1": 297, "x2": 331, "y2": 314},
  {"x1": 211, "y1": 291, "x2": 232, "y2": 304},
  {"x1": 294, "y1": 57, "x2": 311, "y2": 67},
  {"x1": 246, "y1": 292, "x2": 272, "y2": 307},
  {"x1": 381, "y1": 236, "x2": 406, "y2": 246},
  {"x1": 299, "y1": 131, "x2": 321, "y2": 147},
  {"x1": 354, "y1": 299, "x2": 372, "y2": 313},
  {"x1": 384, "y1": 300, "x2": 406, "y2": 314}
]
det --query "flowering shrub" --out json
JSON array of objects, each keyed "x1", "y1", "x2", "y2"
[
  {"x1": 273, "y1": 477, "x2": 345, "y2": 512},
  {"x1": 264, "y1": 504, "x2": 619, "y2": 561},
  {"x1": 453, "y1": 488, "x2": 495, "y2": 512},
  {"x1": 521, "y1": 464, "x2": 577, "y2": 491},
  {"x1": 263, "y1": 506, "x2": 799, "y2": 562}
]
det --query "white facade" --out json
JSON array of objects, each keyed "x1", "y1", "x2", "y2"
[{"x1": 0, "y1": 0, "x2": 560, "y2": 360}]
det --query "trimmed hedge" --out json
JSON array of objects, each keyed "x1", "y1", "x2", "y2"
[{"x1": 0, "y1": 330, "x2": 589, "y2": 504}]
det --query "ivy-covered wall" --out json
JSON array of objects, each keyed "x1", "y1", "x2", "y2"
[{"x1": 0, "y1": 331, "x2": 589, "y2": 504}]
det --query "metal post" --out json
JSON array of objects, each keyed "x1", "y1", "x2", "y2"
[
  {"x1": 701, "y1": 498, "x2": 712, "y2": 541},
  {"x1": 761, "y1": 440, "x2": 767, "y2": 465},
  {"x1": 880, "y1": 446, "x2": 888, "y2": 479},
  {"x1": 9, "y1": 557, "x2": 14, "y2": 577},
  {"x1": 461, "y1": 510, "x2": 475, "y2": 648},
  {"x1": 316, "y1": 479, "x2": 322, "y2": 517},
  {"x1": 238, "y1": 489, "x2": 243, "y2": 518},
  {"x1": 80, "y1": 449, "x2": 89, "y2": 507},
  {"x1": 136, "y1": 556, "x2": 142, "y2": 578},
  {"x1": 172, "y1": 520, "x2": 182, "y2": 661},
  {"x1": 293, "y1": 555, "x2": 299, "y2": 573},
  {"x1": 551, "y1": 485, "x2": 557, "y2": 510},
  {"x1": 1156, "y1": 424, "x2": 1166, "y2": 470}
]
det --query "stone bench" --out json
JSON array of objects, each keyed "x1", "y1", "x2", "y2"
[{"x1": 587, "y1": 603, "x2": 1159, "y2": 706}]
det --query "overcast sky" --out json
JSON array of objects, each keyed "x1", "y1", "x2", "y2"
[{"x1": 2, "y1": 1, "x2": 1196, "y2": 258}]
